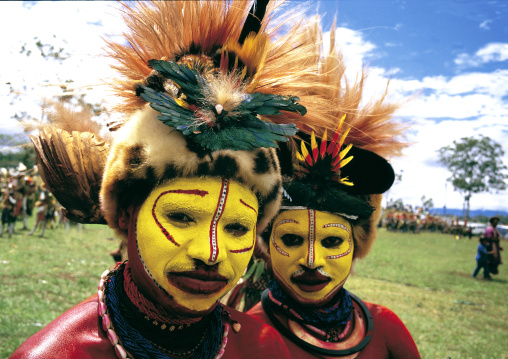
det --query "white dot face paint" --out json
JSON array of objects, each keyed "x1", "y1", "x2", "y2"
[{"x1": 269, "y1": 209, "x2": 354, "y2": 306}]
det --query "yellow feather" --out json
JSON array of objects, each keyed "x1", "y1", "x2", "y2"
[
  {"x1": 338, "y1": 143, "x2": 353, "y2": 160},
  {"x1": 339, "y1": 155, "x2": 354, "y2": 168},
  {"x1": 222, "y1": 32, "x2": 269, "y2": 81},
  {"x1": 340, "y1": 177, "x2": 354, "y2": 186},
  {"x1": 310, "y1": 132, "x2": 317, "y2": 149},
  {"x1": 320, "y1": 129, "x2": 328, "y2": 158},
  {"x1": 300, "y1": 140, "x2": 310, "y2": 160},
  {"x1": 337, "y1": 127, "x2": 351, "y2": 149},
  {"x1": 336, "y1": 114, "x2": 346, "y2": 134},
  {"x1": 174, "y1": 97, "x2": 189, "y2": 109}
]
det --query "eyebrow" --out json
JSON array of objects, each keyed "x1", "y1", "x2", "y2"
[
  {"x1": 275, "y1": 218, "x2": 300, "y2": 226},
  {"x1": 240, "y1": 199, "x2": 257, "y2": 214},
  {"x1": 322, "y1": 223, "x2": 350, "y2": 233}
]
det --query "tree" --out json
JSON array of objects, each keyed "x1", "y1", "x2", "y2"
[
  {"x1": 7, "y1": 37, "x2": 108, "y2": 137},
  {"x1": 387, "y1": 198, "x2": 405, "y2": 211},
  {"x1": 421, "y1": 195, "x2": 434, "y2": 212},
  {"x1": 437, "y1": 135, "x2": 508, "y2": 219},
  {"x1": 0, "y1": 134, "x2": 36, "y2": 169}
]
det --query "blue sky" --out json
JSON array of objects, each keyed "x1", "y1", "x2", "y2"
[
  {"x1": 1, "y1": 1, "x2": 507, "y2": 214},
  {"x1": 332, "y1": 1, "x2": 508, "y2": 77}
]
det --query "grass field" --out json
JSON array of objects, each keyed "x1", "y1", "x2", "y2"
[{"x1": 1, "y1": 218, "x2": 507, "y2": 358}]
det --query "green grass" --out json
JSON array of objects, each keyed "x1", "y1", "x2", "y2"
[
  {"x1": 0, "y1": 218, "x2": 116, "y2": 358},
  {"x1": 347, "y1": 229, "x2": 508, "y2": 359},
  {"x1": 1, "y1": 219, "x2": 507, "y2": 358}
]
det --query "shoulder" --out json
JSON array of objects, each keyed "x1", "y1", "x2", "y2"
[
  {"x1": 223, "y1": 306, "x2": 290, "y2": 359},
  {"x1": 362, "y1": 301, "x2": 420, "y2": 359},
  {"x1": 484, "y1": 227, "x2": 495, "y2": 236},
  {"x1": 10, "y1": 296, "x2": 113, "y2": 359},
  {"x1": 364, "y1": 301, "x2": 406, "y2": 325},
  {"x1": 246, "y1": 302, "x2": 267, "y2": 322}
]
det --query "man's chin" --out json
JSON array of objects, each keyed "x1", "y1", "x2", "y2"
[
  {"x1": 164, "y1": 290, "x2": 224, "y2": 316},
  {"x1": 286, "y1": 283, "x2": 343, "y2": 307}
]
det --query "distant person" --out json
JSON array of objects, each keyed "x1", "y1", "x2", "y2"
[
  {"x1": 483, "y1": 216, "x2": 503, "y2": 275},
  {"x1": 472, "y1": 237, "x2": 493, "y2": 280},
  {"x1": 0, "y1": 184, "x2": 16, "y2": 238},
  {"x1": 28, "y1": 183, "x2": 54, "y2": 237}
]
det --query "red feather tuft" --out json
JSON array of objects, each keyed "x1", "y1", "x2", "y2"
[{"x1": 305, "y1": 153, "x2": 313, "y2": 167}]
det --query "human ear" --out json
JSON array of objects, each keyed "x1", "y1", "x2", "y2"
[{"x1": 118, "y1": 205, "x2": 137, "y2": 230}]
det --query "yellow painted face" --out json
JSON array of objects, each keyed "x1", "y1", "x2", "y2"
[
  {"x1": 270, "y1": 209, "x2": 354, "y2": 306},
  {"x1": 136, "y1": 177, "x2": 258, "y2": 312}
]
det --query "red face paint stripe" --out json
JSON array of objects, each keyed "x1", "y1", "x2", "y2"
[
  {"x1": 229, "y1": 245, "x2": 253, "y2": 253},
  {"x1": 151, "y1": 189, "x2": 209, "y2": 247},
  {"x1": 208, "y1": 179, "x2": 229, "y2": 263},
  {"x1": 239, "y1": 199, "x2": 257, "y2": 214},
  {"x1": 166, "y1": 189, "x2": 209, "y2": 197}
]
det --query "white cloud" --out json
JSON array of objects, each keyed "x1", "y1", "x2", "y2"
[
  {"x1": 479, "y1": 19, "x2": 492, "y2": 30},
  {"x1": 389, "y1": 115, "x2": 508, "y2": 212},
  {"x1": 455, "y1": 43, "x2": 508, "y2": 68},
  {"x1": 388, "y1": 63, "x2": 508, "y2": 211},
  {"x1": 0, "y1": 1, "x2": 125, "y2": 134},
  {"x1": 320, "y1": 25, "x2": 508, "y2": 212},
  {"x1": 322, "y1": 27, "x2": 377, "y2": 79}
]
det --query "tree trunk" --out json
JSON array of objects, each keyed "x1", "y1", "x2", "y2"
[{"x1": 466, "y1": 194, "x2": 471, "y2": 220}]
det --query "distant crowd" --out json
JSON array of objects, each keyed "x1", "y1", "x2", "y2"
[
  {"x1": 383, "y1": 208, "x2": 480, "y2": 238},
  {"x1": 0, "y1": 166, "x2": 70, "y2": 238}
]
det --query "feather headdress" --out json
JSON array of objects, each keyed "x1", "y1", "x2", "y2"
[
  {"x1": 26, "y1": 100, "x2": 109, "y2": 224},
  {"x1": 104, "y1": 1, "x2": 336, "y2": 134},
  {"x1": 30, "y1": 1, "x2": 335, "y2": 244},
  {"x1": 258, "y1": 24, "x2": 408, "y2": 260}
]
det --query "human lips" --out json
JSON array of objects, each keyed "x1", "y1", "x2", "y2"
[
  {"x1": 167, "y1": 270, "x2": 228, "y2": 295},
  {"x1": 291, "y1": 270, "x2": 331, "y2": 292}
]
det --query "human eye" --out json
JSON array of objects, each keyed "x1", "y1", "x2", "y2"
[
  {"x1": 225, "y1": 223, "x2": 250, "y2": 237},
  {"x1": 167, "y1": 212, "x2": 194, "y2": 226},
  {"x1": 280, "y1": 234, "x2": 304, "y2": 247},
  {"x1": 321, "y1": 236, "x2": 344, "y2": 249}
]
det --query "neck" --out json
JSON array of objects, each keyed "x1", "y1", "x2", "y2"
[
  {"x1": 123, "y1": 262, "x2": 203, "y2": 326},
  {"x1": 268, "y1": 280, "x2": 352, "y2": 327},
  {"x1": 103, "y1": 264, "x2": 225, "y2": 357}
]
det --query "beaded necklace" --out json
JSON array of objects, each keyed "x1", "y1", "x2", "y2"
[
  {"x1": 97, "y1": 264, "x2": 230, "y2": 359},
  {"x1": 268, "y1": 280, "x2": 353, "y2": 327},
  {"x1": 261, "y1": 289, "x2": 373, "y2": 356}
]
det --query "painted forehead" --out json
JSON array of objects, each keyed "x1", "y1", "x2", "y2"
[
  {"x1": 152, "y1": 178, "x2": 258, "y2": 207},
  {"x1": 274, "y1": 209, "x2": 351, "y2": 228}
]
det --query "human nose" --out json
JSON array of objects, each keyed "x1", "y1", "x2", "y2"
[
  {"x1": 185, "y1": 228, "x2": 228, "y2": 266},
  {"x1": 310, "y1": 243, "x2": 327, "y2": 269},
  {"x1": 207, "y1": 226, "x2": 229, "y2": 265},
  {"x1": 297, "y1": 240, "x2": 326, "y2": 269}
]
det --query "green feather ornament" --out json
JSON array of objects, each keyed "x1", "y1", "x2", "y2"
[{"x1": 139, "y1": 59, "x2": 303, "y2": 151}]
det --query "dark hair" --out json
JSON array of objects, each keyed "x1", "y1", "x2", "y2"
[{"x1": 489, "y1": 216, "x2": 500, "y2": 225}]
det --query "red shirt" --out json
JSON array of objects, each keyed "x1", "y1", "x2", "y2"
[
  {"x1": 248, "y1": 299, "x2": 420, "y2": 359},
  {"x1": 10, "y1": 295, "x2": 290, "y2": 359}
]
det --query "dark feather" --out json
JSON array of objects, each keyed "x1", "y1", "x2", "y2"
[
  {"x1": 239, "y1": 0, "x2": 269, "y2": 45},
  {"x1": 30, "y1": 128, "x2": 108, "y2": 224}
]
